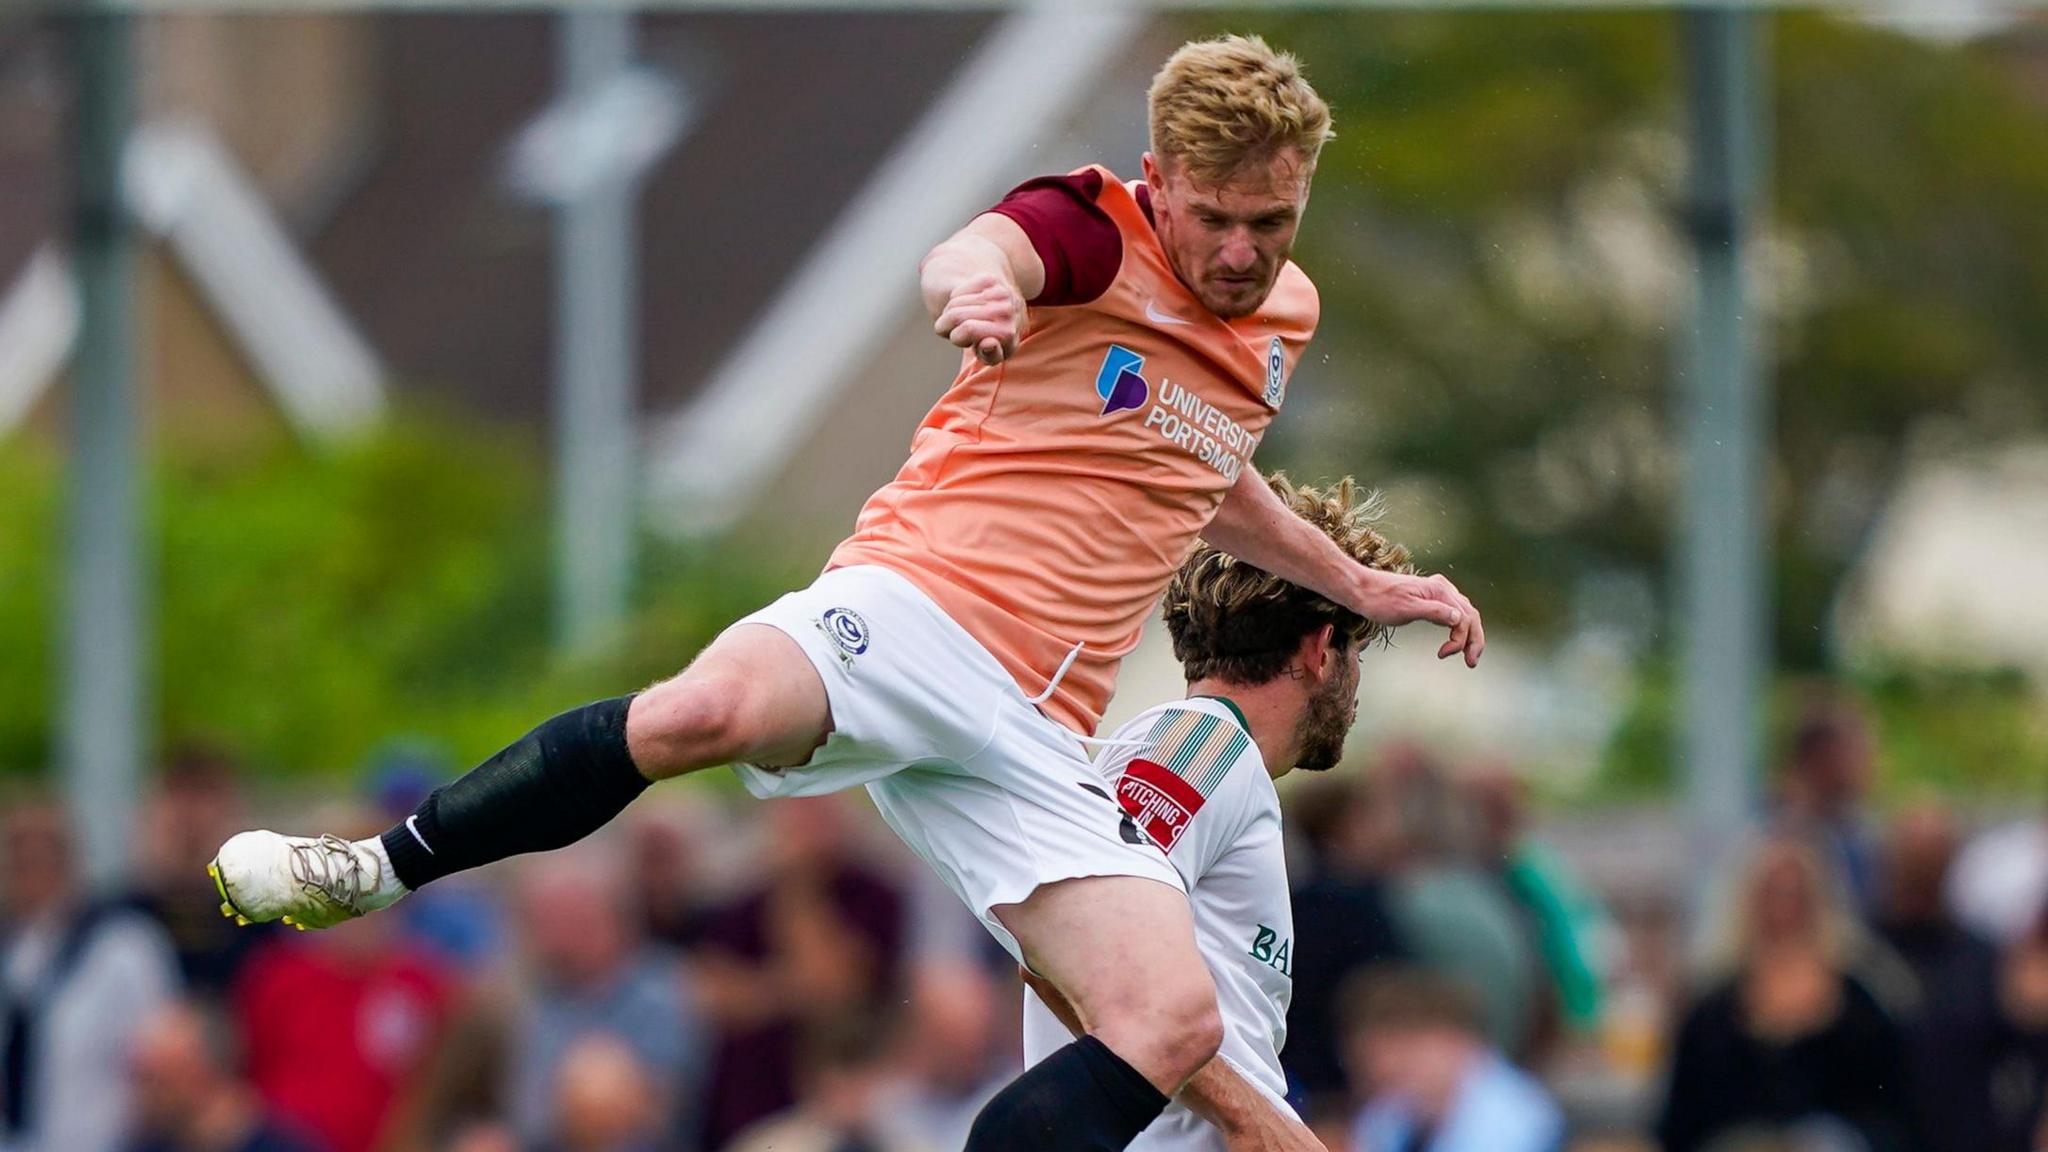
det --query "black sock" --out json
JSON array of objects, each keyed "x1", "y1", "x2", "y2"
[
  {"x1": 965, "y1": 1035, "x2": 1169, "y2": 1152},
  {"x1": 378, "y1": 695, "x2": 648, "y2": 890}
]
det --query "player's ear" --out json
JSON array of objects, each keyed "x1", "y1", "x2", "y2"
[
  {"x1": 1299, "y1": 624, "x2": 1337, "y2": 680},
  {"x1": 1143, "y1": 152, "x2": 1166, "y2": 195}
]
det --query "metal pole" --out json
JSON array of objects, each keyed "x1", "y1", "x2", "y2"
[
  {"x1": 1679, "y1": 8, "x2": 1769, "y2": 901},
  {"x1": 552, "y1": 10, "x2": 639, "y2": 655},
  {"x1": 63, "y1": 8, "x2": 145, "y2": 891}
]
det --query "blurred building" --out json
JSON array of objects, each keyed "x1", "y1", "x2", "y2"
[
  {"x1": 0, "y1": 11, "x2": 1144, "y2": 483},
  {"x1": 1835, "y1": 443, "x2": 2048, "y2": 689},
  {"x1": 6, "y1": 9, "x2": 1662, "y2": 777}
]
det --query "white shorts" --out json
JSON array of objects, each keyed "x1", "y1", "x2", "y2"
[{"x1": 727, "y1": 564, "x2": 1183, "y2": 961}]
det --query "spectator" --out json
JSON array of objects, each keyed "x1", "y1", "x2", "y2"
[
  {"x1": 1873, "y1": 804, "x2": 1993, "y2": 1006},
  {"x1": 624, "y1": 802, "x2": 714, "y2": 952},
  {"x1": 233, "y1": 810, "x2": 456, "y2": 1152},
  {"x1": 1948, "y1": 813, "x2": 2048, "y2": 949},
  {"x1": 540, "y1": 1035, "x2": 670, "y2": 1152},
  {"x1": 374, "y1": 987, "x2": 512, "y2": 1152},
  {"x1": 1283, "y1": 774, "x2": 1408, "y2": 1106},
  {"x1": 1468, "y1": 765, "x2": 1611, "y2": 1038},
  {"x1": 890, "y1": 961, "x2": 1014, "y2": 1151},
  {"x1": 134, "y1": 747, "x2": 274, "y2": 996},
  {"x1": 1684, "y1": 1126, "x2": 1883, "y2": 1152},
  {"x1": 506, "y1": 850, "x2": 704, "y2": 1150},
  {"x1": 445, "y1": 1124, "x2": 521, "y2": 1152},
  {"x1": 123, "y1": 1000, "x2": 318, "y2": 1152},
  {"x1": 1377, "y1": 748, "x2": 1541, "y2": 1060},
  {"x1": 1655, "y1": 835, "x2": 1918, "y2": 1152},
  {"x1": 694, "y1": 796, "x2": 908, "y2": 1149},
  {"x1": 1872, "y1": 804, "x2": 2004, "y2": 1152},
  {"x1": 1303, "y1": 1104, "x2": 1353, "y2": 1152},
  {"x1": 723, "y1": 1013, "x2": 935, "y2": 1152},
  {"x1": 1, "y1": 798, "x2": 179, "y2": 1152},
  {"x1": 1342, "y1": 968, "x2": 1565, "y2": 1152},
  {"x1": 1975, "y1": 901, "x2": 2048, "y2": 1152},
  {"x1": 1773, "y1": 698, "x2": 1881, "y2": 916}
]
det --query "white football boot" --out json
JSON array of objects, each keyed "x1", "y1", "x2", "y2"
[{"x1": 207, "y1": 831, "x2": 404, "y2": 931}]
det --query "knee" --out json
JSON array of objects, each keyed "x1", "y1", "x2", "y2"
[
  {"x1": 1162, "y1": 992, "x2": 1225, "y2": 1082},
  {"x1": 628, "y1": 675, "x2": 750, "y2": 779},
  {"x1": 1091, "y1": 974, "x2": 1223, "y2": 1089}
]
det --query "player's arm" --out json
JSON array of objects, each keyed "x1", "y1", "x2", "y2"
[
  {"x1": 920, "y1": 213, "x2": 1045, "y2": 366},
  {"x1": 1203, "y1": 467, "x2": 1486, "y2": 666},
  {"x1": 1024, "y1": 970, "x2": 1322, "y2": 1152},
  {"x1": 1177, "y1": 1058, "x2": 1326, "y2": 1152}
]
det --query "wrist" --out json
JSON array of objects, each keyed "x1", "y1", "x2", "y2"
[
  {"x1": 920, "y1": 263, "x2": 964, "y2": 314},
  {"x1": 1344, "y1": 564, "x2": 1390, "y2": 613}
]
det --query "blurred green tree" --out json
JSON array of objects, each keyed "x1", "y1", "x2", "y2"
[
  {"x1": 1218, "y1": 11, "x2": 2048, "y2": 670},
  {"x1": 0, "y1": 412, "x2": 802, "y2": 782}
]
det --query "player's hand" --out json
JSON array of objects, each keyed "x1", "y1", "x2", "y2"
[
  {"x1": 1349, "y1": 568, "x2": 1485, "y2": 667},
  {"x1": 934, "y1": 271, "x2": 1024, "y2": 365}
]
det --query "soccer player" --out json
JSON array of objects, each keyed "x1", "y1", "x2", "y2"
[
  {"x1": 1023, "y1": 474, "x2": 1405, "y2": 1151},
  {"x1": 211, "y1": 35, "x2": 1484, "y2": 1152}
]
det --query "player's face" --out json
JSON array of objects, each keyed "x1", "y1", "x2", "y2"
[
  {"x1": 1293, "y1": 637, "x2": 1361, "y2": 774},
  {"x1": 1144, "y1": 149, "x2": 1311, "y2": 319}
]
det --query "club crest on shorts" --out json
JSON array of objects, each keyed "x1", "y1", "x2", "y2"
[
  {"x1": 1263, "y1": 336, "x2": 1287, "y2": 408},
  {"x1": 818, "y1": 607, "x2": 870, "y2": 665}
]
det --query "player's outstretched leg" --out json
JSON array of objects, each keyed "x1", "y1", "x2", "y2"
[
  {"x1": 209, "y1": 624, "x2": 829, "y2": 929},
  {"x1": 964, "y1": 875, "x2": 1223, "y2": 1151}
]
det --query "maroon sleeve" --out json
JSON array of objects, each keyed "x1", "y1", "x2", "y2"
[{"x1": 986, "y1": 171, "x2": 1123, "y2": 306}]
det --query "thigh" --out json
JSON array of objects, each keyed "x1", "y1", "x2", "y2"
[
  {"x1": 992, "y1": 873, "x2": 1211, "y2": 1030},
  {"x1": 712, "y1": 565, "x2": 1011, "y2": 799},
  {"x1": 629, "y1": 622, "x2": 832, "y2": 777},
  {"x1": 690, "y1": 622, "x2": 834, "y2": 764}
]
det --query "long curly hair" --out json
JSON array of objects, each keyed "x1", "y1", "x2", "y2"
[{"x1": 1163, "y1": 473, "x2": 1413, "y2": 685}]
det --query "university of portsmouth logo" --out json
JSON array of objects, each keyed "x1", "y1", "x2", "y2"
[
  {"x1": 1094, "y1": 343, "x2": 1150, "y2": 416},
  {"x1": 1263, "y1": 336, "x2": 1287, "y2": 408},
  {"x1": 818, "y1": 607, "x2": 870, "y2": 666}
]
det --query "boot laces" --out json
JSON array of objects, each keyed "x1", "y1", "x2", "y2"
[{"x1": 287, "y1": 834, "x2": 374, "y2": 911}]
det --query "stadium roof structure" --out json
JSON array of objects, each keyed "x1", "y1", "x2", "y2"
[
  {"x1": 0, "y1": 120, "x2": 385, "y2": 440},
  {"x1": 0, "y1": 11, "x2": 1003, "y2": 437},
  {"x1": 648, "y1": 6, "x2": 1144, "y2": 534}
]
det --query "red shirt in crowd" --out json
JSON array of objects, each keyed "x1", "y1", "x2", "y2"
[{"x1": 233, "y1": 938, "x2": 455, "y2": 1152}]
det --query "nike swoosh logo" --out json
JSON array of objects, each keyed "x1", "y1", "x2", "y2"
[
  {"x1": 1144, "y1": 301, "x2": 1193, "y2": 327},
  {"x1": 406, "y1": 815, "x2": 436, "y2": 855}
]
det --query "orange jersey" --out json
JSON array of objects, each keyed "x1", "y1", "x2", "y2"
[{"x1": 831, "y1": 166, "x2": 1319, "y2": 733}]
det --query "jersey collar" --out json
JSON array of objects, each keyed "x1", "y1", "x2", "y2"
[{"x1": 1190, "y1": 694, "x2": 1250, "y2": 733}]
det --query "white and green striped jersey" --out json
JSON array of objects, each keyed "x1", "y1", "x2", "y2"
[{"x1": 1022, "y1": 696, "x2": 1297, "y2": 1150}]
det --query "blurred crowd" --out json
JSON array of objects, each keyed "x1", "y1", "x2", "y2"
[{"x1": 2, "y1": 693, "x2": 2045, "y2": 1152}]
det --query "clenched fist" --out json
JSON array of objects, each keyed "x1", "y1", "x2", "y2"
[{"x1": 934, "y1": 271, "x2": 1025, "y2": 365}]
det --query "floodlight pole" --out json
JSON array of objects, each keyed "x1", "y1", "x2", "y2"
[
  {"x1": 63, "y1": 8, "x2": 145, "y2": 890},
  {"x1": 1678, "y1": 8, "x2": 1769, "y2": 899},
  {"x1": 552, "y1": 10, "x2": 639, "y2": 656}
]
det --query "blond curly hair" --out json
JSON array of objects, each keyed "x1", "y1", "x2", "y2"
[
  {"x1": 1163, "y1": 474, "x2": 1412, "y2": 684},
  {"x1": 1148, "y1": 34, "x2": 1334, "y2": 185}
]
